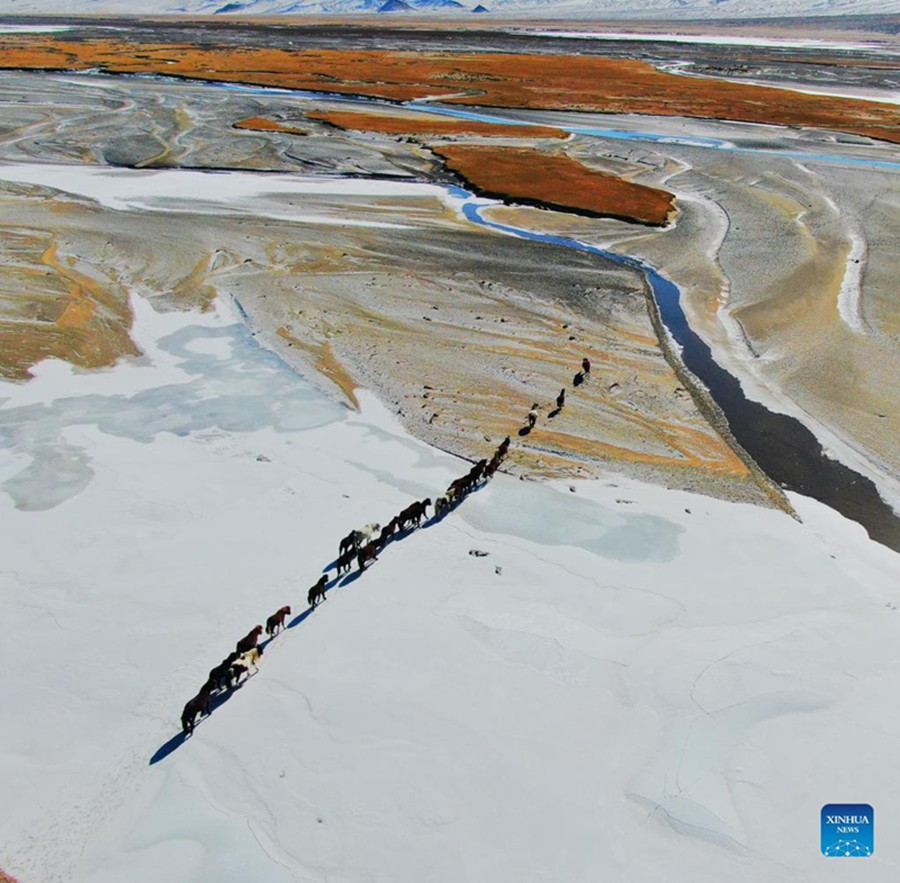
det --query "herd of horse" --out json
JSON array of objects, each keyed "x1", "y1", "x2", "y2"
[
  {"x1": 181, "y1": 614, "x2": 291, "y2": 734},
  {"x1": 180, "y1": 355, "x2": 593, "y2": 737}
]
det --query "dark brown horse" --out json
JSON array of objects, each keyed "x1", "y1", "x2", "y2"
[
  {"x1": 308, "y1": 575, "x2": 328, "y2": 607},
  {"x1": 236, "y1": 624, "x2": 263, "y2": 655},
  {"x1": 265, "y1": 606, "x2": 291, "y2": 636},
  {"x1": 412, "y1": 498, "x2": 432, "y2": 526},
  {"x1": 378, "y1": 518, "x2": 398, "y2": 545},
  {"x1": 398, "y1": 499, "x2": 431, "y2": 531},
  {"x1": 397, "y1": 502, "x2": 417, "y2": 531},
  {"x1": 208, "y1": 652, "x2": 240, "y2": 690},
  {"x1": 338, "y1": 530, "x2": 358, "y2": 557},
  {"x1": 182, "y1": 684, "x2": 213, "y2": 735},
  {"x1": 484, "y1": 453, "x2": 502, "y2": 480},
  {"x1": 497, "y1": 436, "x2": 510, "y2": 458},
  {"x1": 335, "y1": 547, "x2": 355, "y2": 575},
  {"x1": 357, "y1": 541, "x2": 380, "y2": 571},
  {"x1": 449, "y1": 476, "x2": 472, "y2": 498}
]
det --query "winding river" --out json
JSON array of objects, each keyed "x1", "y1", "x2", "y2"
[
  {"x1": 422, "y1": 101, "x2": 900, "y2": 550},
  {"x1": 29, "y1": 73, "x2": 900, "y2": 549},
  {"x1": 458, "y1": 196, "x2": 900, "y2": 551}
]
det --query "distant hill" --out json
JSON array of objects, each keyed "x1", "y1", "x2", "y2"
[{"x1": 1, "y1": 0, "x2": 898, "y2": 18}]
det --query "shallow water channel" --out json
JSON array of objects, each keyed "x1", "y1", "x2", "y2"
[
  {"x1": 11, "y1": 72, "x2": 900, "y2": 548},
  {"x1": 461, "y1": 199, "x2": 900, "y2": 551}
]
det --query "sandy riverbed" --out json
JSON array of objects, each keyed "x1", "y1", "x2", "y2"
[
  {"x1": 474, "y1": 107, "x2": 900, "y2": 511},
  {"x1": 1, "y1": 64, "x2": 896, "y2": 514},
  {"x1": 0, "y1": 162, "x2": 764, "y2": 505}
]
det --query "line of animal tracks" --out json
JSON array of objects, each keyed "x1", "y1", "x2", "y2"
[{"x1": 153, "y1": 356, "x2": 598, "y2": 764}]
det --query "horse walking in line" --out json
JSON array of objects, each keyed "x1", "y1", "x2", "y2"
[
  {"x1": 265, "y1": 606, "x2": 291, "y2": 636},
  {"x1": 410, "y1": 498, "x2": 432, "y2": 527},
  {"x1": 308, "y1": 574, "x2": 328, "y2": 607},
  {"x1": 351, "y1": 522, "x2": 381, "y2": 548},
  {"x1": 236, "y1": 624, "x2": 263, "y2": 654},
  {"x1": 484, "y1": 453, "x2": 502, "y2": 480},
  {"x1": 339, "y1": 530, "x2": 359, "y2": 557},
  {"x1": 398, "y1": 499, "x2": 431, "y2": 531},
  {"x1": 357, "y1": 540, "x2": 380, "y2": 571},
  {"x1": 434, "y1": 492, "x2": 455, "y2": 518},
  {"x1": 448, "y1": 476, "x2": 472, "y2": 499},
  {"x1": 526, "y1": 403, "x2": 539, "y2": 429},
  {"x1": 397, "y1": 502, "x2": 417, "y2": 531},
  {"x1": 497, "y1": 436, "x2": 510, "y2": 459},
  {"x1": 182, "y1": 684, "x2": 213, "y2": 735},
  {"x1": 556, "y1": 388, "x2": 566, "y2": 409},
  {"x1": 378, "y1": 518, "x2": 398, "y2": 545},
  {"x1": 209, "y1": 652, "x2": 240, "y2": 691},
  {"x1": 582, "y1": 357, "x2": 591, "y2": 376},
  {"x1": 231, "y1": 645, "x2": 263, "y2": 685},
  {"x1": 335, "y1": 547, "x2": 355, "y2": 575}
]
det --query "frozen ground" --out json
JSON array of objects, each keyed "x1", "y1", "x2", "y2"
[
  {"x1": 517, "y1": 30, "x2": 896, "y2": 52},
  {"x1": 1, "y1": 291, "x2": 899, "y2": 882}
]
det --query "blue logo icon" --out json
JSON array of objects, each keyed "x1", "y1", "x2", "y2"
[{"x1": 821, "y1": 804, "x2": 874, "y2": 857}]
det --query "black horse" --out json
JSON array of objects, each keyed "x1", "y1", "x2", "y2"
[
  {"x1": 484, "y1": 453, "x2": 502, "y2": 480},
  {"x1": 357, "y1": 541, "x2": 380, "y2": 571},
  {"x1": 338, "y1": 530, "x2": 359, "y2": 557},
  {"x1": 181, "y1": 684, "x2": 213, "y2": 735},
  {"x1": 398, "y1": 498, "x2": 431, "y2": 531},
  {"x1": 208, "y1": 652, "x2": 240, "y2": 690},
  {"x1": 378, "y1": 518, "x2": 399, "y2": 545},
  {"x1": 308, "y1": 575, "x2": 328, "y2": 607},
  {"x1": 236, "y1": 624, "x2": 263, "y2": 654},
  {"x1": 335, "y1": 547, "x2": 355, "y2": 575}
]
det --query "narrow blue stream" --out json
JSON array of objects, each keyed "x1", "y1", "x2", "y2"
[
  {"x1": 60, "y1": 72, "x2": 900, "y2": 548},
  {"x1": 217, "y1": 78, "x2": 900, "y2": 549},
  {"x1": 457, "y1": 195, "x2": 900, "y2": 551}
]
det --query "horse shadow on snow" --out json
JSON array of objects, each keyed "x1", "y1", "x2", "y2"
[{"x1": 149, "y1": 681, "x2": 245, "y2": 765}]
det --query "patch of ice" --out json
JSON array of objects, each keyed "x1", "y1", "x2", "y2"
[
  {"x1": 517, "y1": 30, "x2": 890, "y2": 52},
  {"x1": 0, "y1": 164, "x2": 454, "y2": 229},
  {"x1": 0, "y1": 316, "x2": 340, "y2": 510}
]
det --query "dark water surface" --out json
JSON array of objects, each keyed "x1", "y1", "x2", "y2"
[{"x1": 462, "y1": 200, "x2": 900, "y2": 552}]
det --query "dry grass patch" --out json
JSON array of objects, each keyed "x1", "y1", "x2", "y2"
[
  {"x1": 1, "y1": 38, "x2": 897, "y2": 143},
  {"x1": 434, "y1": 144, "x2": 676, "y2": 225}
]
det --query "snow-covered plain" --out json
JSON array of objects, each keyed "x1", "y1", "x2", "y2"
[
  {"x1": 1, "y1": 263, "x2": 900, "y2": 881},
  {"x1": 518, "y1": 30, "x2": 894, "y2": 51}
]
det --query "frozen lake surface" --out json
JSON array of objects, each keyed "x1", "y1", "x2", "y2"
[{"x1": 1, "y1": 266, "x2": 899, "y2": 881}]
